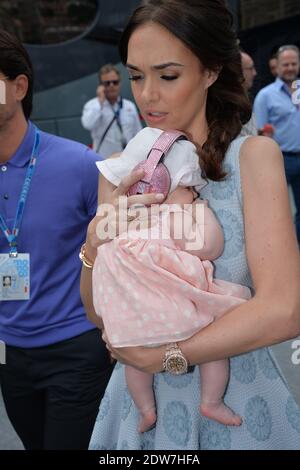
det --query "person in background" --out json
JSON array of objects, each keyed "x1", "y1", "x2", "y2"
[
  {"x1": 81, "y1": 63, "x2": 142, "y2": 158},
  {"x1": 254, "y1": 44, "x2": 300, "y2": 246},
  {"x1": 240, "y1": 50, "x2": 258, "y2": 136},
  {"x1": 241, "y1": 50, "x2": 257, "y2": 92},
  {"x1": 0, "y1": 30, "x2": 112, "y2": 450}
]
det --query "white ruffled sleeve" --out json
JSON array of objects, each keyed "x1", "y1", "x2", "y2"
[
  {"x1": 164, "y1": 140, "x2": 207, "y2": 192},
  {"x1": 95, "y1": 127, "x2": 162, "y2": 186}
]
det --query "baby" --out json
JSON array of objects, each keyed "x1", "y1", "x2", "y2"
[{"x1": 93, "y1": 127, "x2": 251, "y2": 432}]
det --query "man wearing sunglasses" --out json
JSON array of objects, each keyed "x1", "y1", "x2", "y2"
[{"x1": 81, "y1": 64, "x2": 142, "y2": 158}]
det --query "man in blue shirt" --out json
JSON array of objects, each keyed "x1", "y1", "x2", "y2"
[
  {"x1": 0, "y1": 31, "x2": 112, "y2": 449},
  {"x1": 254, "y1": 45, "x2": 300, "y2": 246}
]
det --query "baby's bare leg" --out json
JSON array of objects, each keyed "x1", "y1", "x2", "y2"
[
  {"x1": 199, "y1": 360, "x2": 242, "y2": 426},
  {"x1": 125, "y1": 366, "x2": 157, "y2": 433}
]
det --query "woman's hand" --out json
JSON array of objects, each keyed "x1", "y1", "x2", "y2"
[
  {"x1": 102, "y1": 330, "x2": 165, "y2": 374},
  {"x1": 84, "y1": 169, "x2": 165, "y2": 262}
]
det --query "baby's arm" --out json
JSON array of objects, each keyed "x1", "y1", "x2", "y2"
[
  {"x1": 193, "y1": 202, "x2": 224, "y2": 260},
  {"x1": 166, "y1": 188, "x2": 224, "y2": 260}
]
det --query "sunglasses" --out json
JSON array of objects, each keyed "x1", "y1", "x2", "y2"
[{"x1": 101, "y1": 80, "x2": 120, "y2": 87}]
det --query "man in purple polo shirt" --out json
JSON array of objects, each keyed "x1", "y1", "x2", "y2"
[{"x1": 0, "y1": 31, "x2": 112, "y2": 449}]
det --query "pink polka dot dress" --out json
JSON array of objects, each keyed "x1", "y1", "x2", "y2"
[{"x1": 93, "y1": 206, "x2": 251, "y2": 347}]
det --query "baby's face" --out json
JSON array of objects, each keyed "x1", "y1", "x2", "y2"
[{"x1": 166, "y1": 186, "x2": 197, "y2": 204}]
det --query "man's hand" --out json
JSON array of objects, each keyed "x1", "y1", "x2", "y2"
[
  {"x1": 258, "y1": 124, "x2": 274, "y2": 137},
  {"x1": 97, "y1": 84, "x2": 106, "y2": 105}
]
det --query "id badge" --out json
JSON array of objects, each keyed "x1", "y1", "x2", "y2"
[{"x1": 0, "y1": 253, "x2": 30, "y2": 301}]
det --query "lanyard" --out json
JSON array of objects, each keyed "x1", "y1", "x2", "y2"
[
  {"x1": 110, "y1": 98, "x2": 126, "y2": 149},
  {"x1": 110, "y1": 97, "x2": 122, "y2": 120},
  {"x1": 0, "y1": 126, "x2": 40, "y2": 257}
]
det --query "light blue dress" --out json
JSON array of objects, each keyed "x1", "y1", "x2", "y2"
[{"x1": 89, "y1": 136, "x2": 300, "y2": 450}]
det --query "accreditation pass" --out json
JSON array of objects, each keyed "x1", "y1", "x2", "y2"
[{"x1": 0, "y1": 253, "x2": 30, "y2": 301}]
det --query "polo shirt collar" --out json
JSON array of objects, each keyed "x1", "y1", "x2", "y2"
[{"x1": 8, "y1": 121, "x2": 36, "y2": 168}]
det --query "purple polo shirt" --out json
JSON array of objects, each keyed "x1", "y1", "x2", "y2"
[{"x1": 0, "y1": 122, "x2": 101, "y2": 347}]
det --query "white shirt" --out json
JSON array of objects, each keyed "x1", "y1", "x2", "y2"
[
  {"x1": 81, "y1": 97, "x2": 142, "y2": 158},
  {"x1": 96, "y1": 127, "x2": 207, "y2": 192}
]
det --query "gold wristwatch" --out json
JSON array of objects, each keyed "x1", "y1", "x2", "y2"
[{"x1": 163, "y1": 342, "x2": 189, "y2": 375}]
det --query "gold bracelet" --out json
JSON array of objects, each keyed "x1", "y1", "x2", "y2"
[{"x1": 79, "y1": 243, "x2": 94, "y2": 269}]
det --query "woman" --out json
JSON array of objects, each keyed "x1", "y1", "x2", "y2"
[{"x1": 80, "y1": 0, "x2": 300, "y2": 450}]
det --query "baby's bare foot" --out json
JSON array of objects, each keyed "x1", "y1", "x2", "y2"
[
  {"x1": 200, "y1": 402, "x2": 242, "y2": 426},
  {"x1": 138, "y1": 408, "x2": 157, "y2": 433}
]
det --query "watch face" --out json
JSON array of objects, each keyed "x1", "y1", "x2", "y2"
[{"x1": 166, "y1": 355, "x2": 188, "y2": 375}]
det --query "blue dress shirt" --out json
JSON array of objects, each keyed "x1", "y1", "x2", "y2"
[{"x1": 254, "y1": 77, "x2": 300, "y2": 152}]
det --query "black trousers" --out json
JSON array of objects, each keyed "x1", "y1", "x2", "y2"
[{"x1": 0, "y1": 329, "x2": 112, "y2": 450}]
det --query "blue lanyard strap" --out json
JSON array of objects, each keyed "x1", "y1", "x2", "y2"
[
  {"x1": 0, "y1": 126, "x2": 40, "y2": 255},
  {"x1": 111, "y1": 98, "x2": 126, "y2": 149},
  {"x1": 110, "y1": 97, "x2": 122, "y2": 121}
]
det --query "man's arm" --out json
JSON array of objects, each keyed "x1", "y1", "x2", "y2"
[
  {"x1": 81, "y1": 99, "x2": 104, "y2": 131},
  {"x1": 253, "y1": 90, "x2": 270, "y2": 129}
]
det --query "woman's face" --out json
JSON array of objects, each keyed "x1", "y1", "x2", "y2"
[{"x1": 126, "y1": 22, "x2": 216, "y2": 142}]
